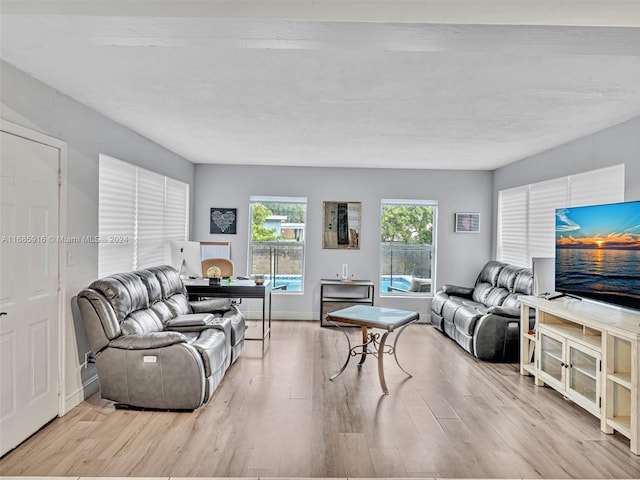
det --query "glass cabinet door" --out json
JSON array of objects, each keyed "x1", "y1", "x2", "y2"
[
  {"x1": 567, "y1": 341, "x2": 600, "y2": 413},
  {"x1": 539, "y1": 329, "x2": 564, "y2": 385}
]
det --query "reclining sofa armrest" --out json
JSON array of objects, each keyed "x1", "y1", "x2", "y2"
[
  {"x1": 441, "y1": 284, "x2": 474, "y2": 297},
  {"x1": 109, "y1": 331, "x2": 186, "y2": 350},
  {"x1": 190, "y1": 298, "x2": 232, "y2": 313},
  {"x1": 165, "y1": 313, "x2": 214, "y2": 329},
  {"x1": 487, "y1": 305, "x2": 520, "y2": 318},
  {"x1": 473, "y1": 313, "x2": 521, "y2": 361}
]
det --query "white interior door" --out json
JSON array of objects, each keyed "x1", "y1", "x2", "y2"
[{"x1": 0, "y1": 130, "x2": 60, "y2": 456}]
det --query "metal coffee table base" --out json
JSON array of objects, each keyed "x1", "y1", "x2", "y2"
[{"x1": 328, "y1": 315, "x2": 418, "y2": 395}]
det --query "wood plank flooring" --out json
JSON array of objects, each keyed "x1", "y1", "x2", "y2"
[{"x1": 2, "y1": 321, "x2": 640, "y2": 478}]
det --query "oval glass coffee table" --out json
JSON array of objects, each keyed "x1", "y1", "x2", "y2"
[{"x1": 326, "y1": 305, "x2": 419, "y2": 394}]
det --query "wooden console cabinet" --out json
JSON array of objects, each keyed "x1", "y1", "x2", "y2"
[{"x1": 520, "y1": 295, "x2": 640, "y2": 454}]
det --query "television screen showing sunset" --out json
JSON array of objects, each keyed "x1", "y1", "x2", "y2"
[{"x1": 555, "y1": 201, "x2": 640, "y2": 311}]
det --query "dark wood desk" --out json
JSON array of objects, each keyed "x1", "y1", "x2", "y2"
[{"x1": 185, "y1": 279, "x2": 272, "y2": 341}]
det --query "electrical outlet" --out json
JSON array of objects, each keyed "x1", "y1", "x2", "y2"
[{"x1": 83, "y1": 351, "x2": 91, "y2": 369}]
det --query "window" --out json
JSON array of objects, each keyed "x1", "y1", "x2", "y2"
[
  {"x1": 248, "y1": 196, "x2": 307, "y2": 292},
  {"x1": 380, "y1": 199, "x2": 437, "y2": 296},
  {"x1": 497, "y1": 164, "x2": 624, "y2": 267},
  {"x1": 98, "y1": 155, "x2": 189, "y2": 277}
]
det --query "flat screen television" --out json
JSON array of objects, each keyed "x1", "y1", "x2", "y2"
[{"x1": 555, "y1": 200, "x2": 640, "y2": 312}]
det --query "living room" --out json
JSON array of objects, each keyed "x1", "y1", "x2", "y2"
[{"x1": 2, "y1": 1, "x2": 640, "y2": 478}]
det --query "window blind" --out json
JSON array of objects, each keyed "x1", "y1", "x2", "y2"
[
  {"x1": 98, "y1": 156, "x2": 137, "y2": 276},
  {"x1": 498, "y1": 186, "x2": 529, "y2": 267},
  {"x1": 498, "y1": 164, "x2": 625, "y2": 268},
  {"x1": 528, "y1": 177, "x2": 568, "y2": 259},
  {"x1": 165, "y1": 177, "x2": 190, "y2": 257},
  {"x1": 136, "y1": 167, "x2": 167, "y2": 269},
  {"x1": 98, "y1": 155, "x2": 189, "y2": 277},
  {"x1": 569, "y1": 165, "x2": 624, "y2": 207}
]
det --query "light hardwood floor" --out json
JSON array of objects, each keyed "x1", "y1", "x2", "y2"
[{"x1": 2, "y1": 321, "x2": 640, "y2": 478}]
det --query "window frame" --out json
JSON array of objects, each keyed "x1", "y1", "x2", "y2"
[
  {"x1": 379, "y1": 198, "x2": 438, "y2": 297},
  {"x1": 248, "y1": 195, "x2": 307, "y2": 294}
]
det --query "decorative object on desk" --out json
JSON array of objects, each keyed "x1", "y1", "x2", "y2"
[
  {"x1": 202, "y1": 258, "x2": 234, "y2": 278},
  {"x1": 254, "y1": 274, "x2": 264, "y2": 285},
  {"x1": 454, "y1": 212, "x2": 480, "y2": 233},
  {"x1": 207, "y1": 265, "x2": 222, "y2": 285},
  {"x1": 210, "y1": 208, "x2": 237, "y2": 234},
  {"x1": 322, "y1": 201, "x2": 361, "y2": 249}
]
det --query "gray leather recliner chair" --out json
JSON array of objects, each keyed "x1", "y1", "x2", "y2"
[
  {"x1": 430, "y1": 261, "x2": 534, "y2": 361},
  {"x1": 77, "y1": 265, "x2": 245, "y2": 410}
]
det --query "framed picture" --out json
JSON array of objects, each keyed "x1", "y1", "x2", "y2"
[
  {"x1": 455, "y1": 212, "x2": 480, "y2": 233},
  {"x1": 210, "y1": 208, "x2": 237, "y2": 234}
]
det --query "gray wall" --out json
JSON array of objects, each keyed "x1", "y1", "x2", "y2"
[
  {"x1": 1, "y1": 61, "x2": 195, "y2": 410},
  {"x1": 193, "y1": 164, "x2": 493, "y2": 320},
  {"x1": 492, "y1": 115, "x2": 640, "y2": 257}
]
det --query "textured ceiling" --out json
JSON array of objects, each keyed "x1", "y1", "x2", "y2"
[{"x1": 1, "y1": 1, "x2": 640, "y2": 170}]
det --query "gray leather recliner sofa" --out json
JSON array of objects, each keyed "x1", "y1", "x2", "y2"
[
  {"x1": 430, "y1": 261, "x2": 533, "y2": 361},
  {"x1": 77, "y1": 265, "x2": 245, "y2": 410}
]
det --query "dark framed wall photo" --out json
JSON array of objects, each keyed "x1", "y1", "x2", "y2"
[
  {"x1": 210, "y1": 208, "x2": 237, "y2": 234},
  {"x1": 455, "y1": 212, "x2": 480, "y2": 233}
]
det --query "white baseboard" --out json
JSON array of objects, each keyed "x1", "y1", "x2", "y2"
[{"x1": 63, "y1": 374, "x2": 99, "y2": 415}]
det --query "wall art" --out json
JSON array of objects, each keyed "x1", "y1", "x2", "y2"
[{"x1": 210, "y1": 208, "x2": 237, "y2": 234}]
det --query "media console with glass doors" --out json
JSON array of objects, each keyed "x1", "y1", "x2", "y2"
[{"x1": 520, "y1": 295, "x2": 640, "y2": 454}]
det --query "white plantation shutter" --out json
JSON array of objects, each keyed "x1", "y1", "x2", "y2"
[
  {"x1": 498, "y1": 164, "x2": 625, "y2": 268},
  {"x1": 98, "y1": 155, "x2": 189, "y2": 277},
  {"x1": 98, "y1": 156, "x2": 137, "y2": 276},
  {"x1": 569, "y1": 165, "x2": 624, "y2": 207},
  {"x1": 498, "y1": 186, "x2": 529, "y2": 267},
  {"x1": 529, "y1": 177, "x2": 568, "y2": 259},
  {"x1": 165, "y1": 177, "x2": 189, "y2": 251},
  {"x1": 136, "y1": 168, "x2": 166, "y2": 269}
]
